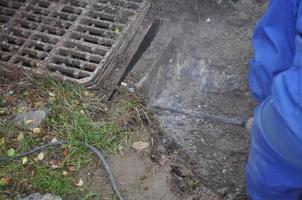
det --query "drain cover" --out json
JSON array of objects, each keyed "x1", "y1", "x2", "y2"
[{"x1": 0, "y1": 0, "x2": 150, "y2": 89}]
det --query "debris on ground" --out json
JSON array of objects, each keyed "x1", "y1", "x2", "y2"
[
  {"x1": 14, "y1": 108, "x2": 49, "y2": 129},
  {"x1": 19, "y1": 193, "x2": 62, "y2": 200},
  {"x1": 132, "y1": 141, "x2": 149, "y2": 151}
]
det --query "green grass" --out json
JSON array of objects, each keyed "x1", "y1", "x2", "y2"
[
  {"x1": 32, "y1": 165, "x2": 75, "y2": 198},
  {"x1": 0, "y1": 77, "x2": 131, "y2": 199}
]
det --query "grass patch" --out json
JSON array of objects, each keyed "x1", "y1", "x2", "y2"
[
  {"x1": 32, "y1": 164, "x2": 75, "y2": 198},
  {"x1": 0, "y1": 77, "x2": 131, "y2": 199}
]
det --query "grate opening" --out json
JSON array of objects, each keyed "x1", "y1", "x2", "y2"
[
  {"x1": 69, "y1": 32, "x2": 114, "y2": 47},
  {"x1": 98, "y1": 0, "x2": 141, "y2": 10},
  {"x1": 0, "y1": 7, "x2": 16, "y2": 17},
  {"x1": 25, "y1": 5, "x2": 50, "y2": 16},
  {"x1": 31, "y1": 0, "x2": 52, "y2": 9},
  {"x1": 39, "y1": 25, "x2": 66, "y2": 36},
  {"x1": 62, "y1": 0, "x2": 87, "y2": 8},
  {"x1": 87, "y1": 11, "x2": 115, "y2": 23},
  {"x1": 13, "y1": 57, "x2": 39, "y2": 68},
  {"x1": 52, "y1": 56, "x2": 96, "y2": 72},
  {"x1": 61, "y1": 5, "x2": 83, "y2": 15},
  {"x1": 76, "y1": 25, "x2": 116, "y2": 39},
  {"x1": 47, "y1": 63, "x2": 91, "y2": 79}
]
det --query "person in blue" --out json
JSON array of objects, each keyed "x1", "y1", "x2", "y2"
[{"x1": 247, "y1": 0, "x2": 302, "y2": 199}]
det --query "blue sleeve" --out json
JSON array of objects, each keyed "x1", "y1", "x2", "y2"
[
  {"x1": 248, "y1": 0, "x2": 297, "y2": 102},
  {"x1": 271, "y1": 2, "x2": 302, "y2": 137}
]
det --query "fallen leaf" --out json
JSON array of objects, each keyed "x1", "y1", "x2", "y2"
[
  {"x1": 68, "y1": 165, "x2": 76, "y2": 172},
  {"x1": 63, "y1": 148, "x2": 68, "y2": 157},
  {"x1": 114, "y1": 27, "x2": 121, "y2": 34},
  {"x1": 0, "y1": 108, "x2": 6, "y2": 115},
  {"x1": 74, "y1": 178, "x2": 84, "y2": 187},
  {"x1": 83, "y1": 91, "x2": 90, "y2": 97},
  {"x1": 7, "y1": 148, "x2": 15, "y2": 157},
  {"x1": 17, "y1": 133, "x2": 24, "y2": 142},
  {"x1": 51, "y1": 137, "x2": 58, "y2": 143},
  {"x1": 32, "y1": 127, "x2": 41, "y2": 134},
  {"x1": 22, "y1": 157, "x2": 28, "y2": 165},
  {"x1": 25, "y1": 119, "x2": 34, "y2": 125},
  {"x1": 0, "y1": 138, "x2": 4, "y2": 146},
  {"x1": 37, "y1": 152, "x2": 44, "y2": 161},
  {"x1": 62, "y1": 171, "x2": 68, "y2": 176},
  {"x1": 49, "y1": 159, "x2": 61, "y2": 169},
  {"x1": 132, "y1": 141, "x2": 149, "y2": 151},
  {"x1": 0, "y1": 176, "x2": 12, "y2": 186},
  {"x1": 48, "y1": 92, "x2": 56, "y2": 97},
  {"x1": 49, "y1": 97, "x2": 56, "y2": 102}
]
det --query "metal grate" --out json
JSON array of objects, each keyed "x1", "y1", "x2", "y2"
[{"x1": 0, "y1": 0, "x2": 150, "y2": 87}]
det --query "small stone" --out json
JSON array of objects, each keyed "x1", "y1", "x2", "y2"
[
  {"x1": 51, "y1": 137, "x2": 58, "y2": 143},
  {"x1": 37, "y1": 152, "x2": 44, "y2": 161},
  {"x1": 14, "y1": 108, "x2": 49, "y2": 129},
  {"x1": 32, "y1": 127, "x2": 41, "y2": 134},
  {"x1": 74, "y1": 178, "x2": 84, "y2": 187},
  {"x1": 19, "y1": 193, "x2": 62, "y2": 200},
  {"x1": 132, "y1": 141, "x2": 149, "y2": 151}
]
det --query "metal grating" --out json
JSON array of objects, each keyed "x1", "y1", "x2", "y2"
[{"x1": 0, "y1": 0, "x2": 150, "y2": 87}]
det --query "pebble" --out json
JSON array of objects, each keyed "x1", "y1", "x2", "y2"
[
  {"x1": 20, "y1": 193, "x2": 62, "y2": 200},
  {"x1": 14, "y1": 107, "x2": 49, "y2": 129}
]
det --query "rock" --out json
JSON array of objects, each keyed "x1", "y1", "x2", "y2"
[
  {"x1": 14, "y1": 107, "x2": 49, "y2": 129},
  {"x1": 19, "y1": 193, "x2": 62, "y2": 200},
  {"x1": 132, "y1": 141, "x2": 149, "y2": 151}
]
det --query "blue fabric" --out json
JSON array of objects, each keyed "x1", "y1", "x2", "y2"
[{"x1": 247, "y1": 0, "x2": 302, "y2": 199}]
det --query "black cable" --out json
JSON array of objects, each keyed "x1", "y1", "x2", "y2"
[{"x1": 0, "y1": 141, "x2": 124, "y2": 200}]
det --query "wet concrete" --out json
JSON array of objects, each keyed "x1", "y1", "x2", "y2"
[{"x1": 126, "y1": 0, "x2": 265, "y2": 199}]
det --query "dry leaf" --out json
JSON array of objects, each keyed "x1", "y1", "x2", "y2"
[
  {"x1": 68, "y1": 165, "x2": 76, "y2": 172},
  {"x1": 25, "y1": 119, "x2": 34, "y2": 125},
  {"x1": 83, "y1": 91, "x2": 90, "y2": 97},
  {"x1": 17, "y1": 133, "x2": 24, "y2": 142},
  {"x1": 49, "y1": 159, "x2": 61, "y2": 169},
  {"x1": 32, "y1": 127, "x2": 41, "y2": 134},
  {"x1": 0, "y1": 176, "x2": 12, "y2": 186},
  {"x1": 132, "y1": 141, "x2": 149, "y2": 151},
  {"x1": 51, "y1": 137, "x2": 58, "y2": 143},
  {"x1": 22, "y1": 157, "x2": 28, "y2": 165},
  {"x1": 74, "y1": 178, "x2": 84, "y2": 187},
  {"x1": 48, "y1": 92, "x2": 56, "y2": 97},
  {"x1": 0, "y1": 108, "x2": 6, "y2": 115},
  {"x1": 63, "y1": 148, "x2": 68, "y2": 157},
  {"x1": 7, "y1": 148, "x2": 15, "y2": 157},
  {"x1": 37, "y1": 152, "x2": 44, "y2": 161}
]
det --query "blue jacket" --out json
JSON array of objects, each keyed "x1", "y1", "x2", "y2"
[
  {"x1": 249, "y1": 0, "x2": 302, "y2": 165},
  {"x1": 247, "y1": 0, "x2": 302, "y2": 199}
]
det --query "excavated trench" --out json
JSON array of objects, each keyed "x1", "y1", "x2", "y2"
[{"x1": 126, "y1": 0, "x2": 266, "y2": 199}]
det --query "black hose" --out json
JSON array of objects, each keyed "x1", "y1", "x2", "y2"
[{"x1": 0, "y1": 141, "x2": 124, "y2": 200}]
